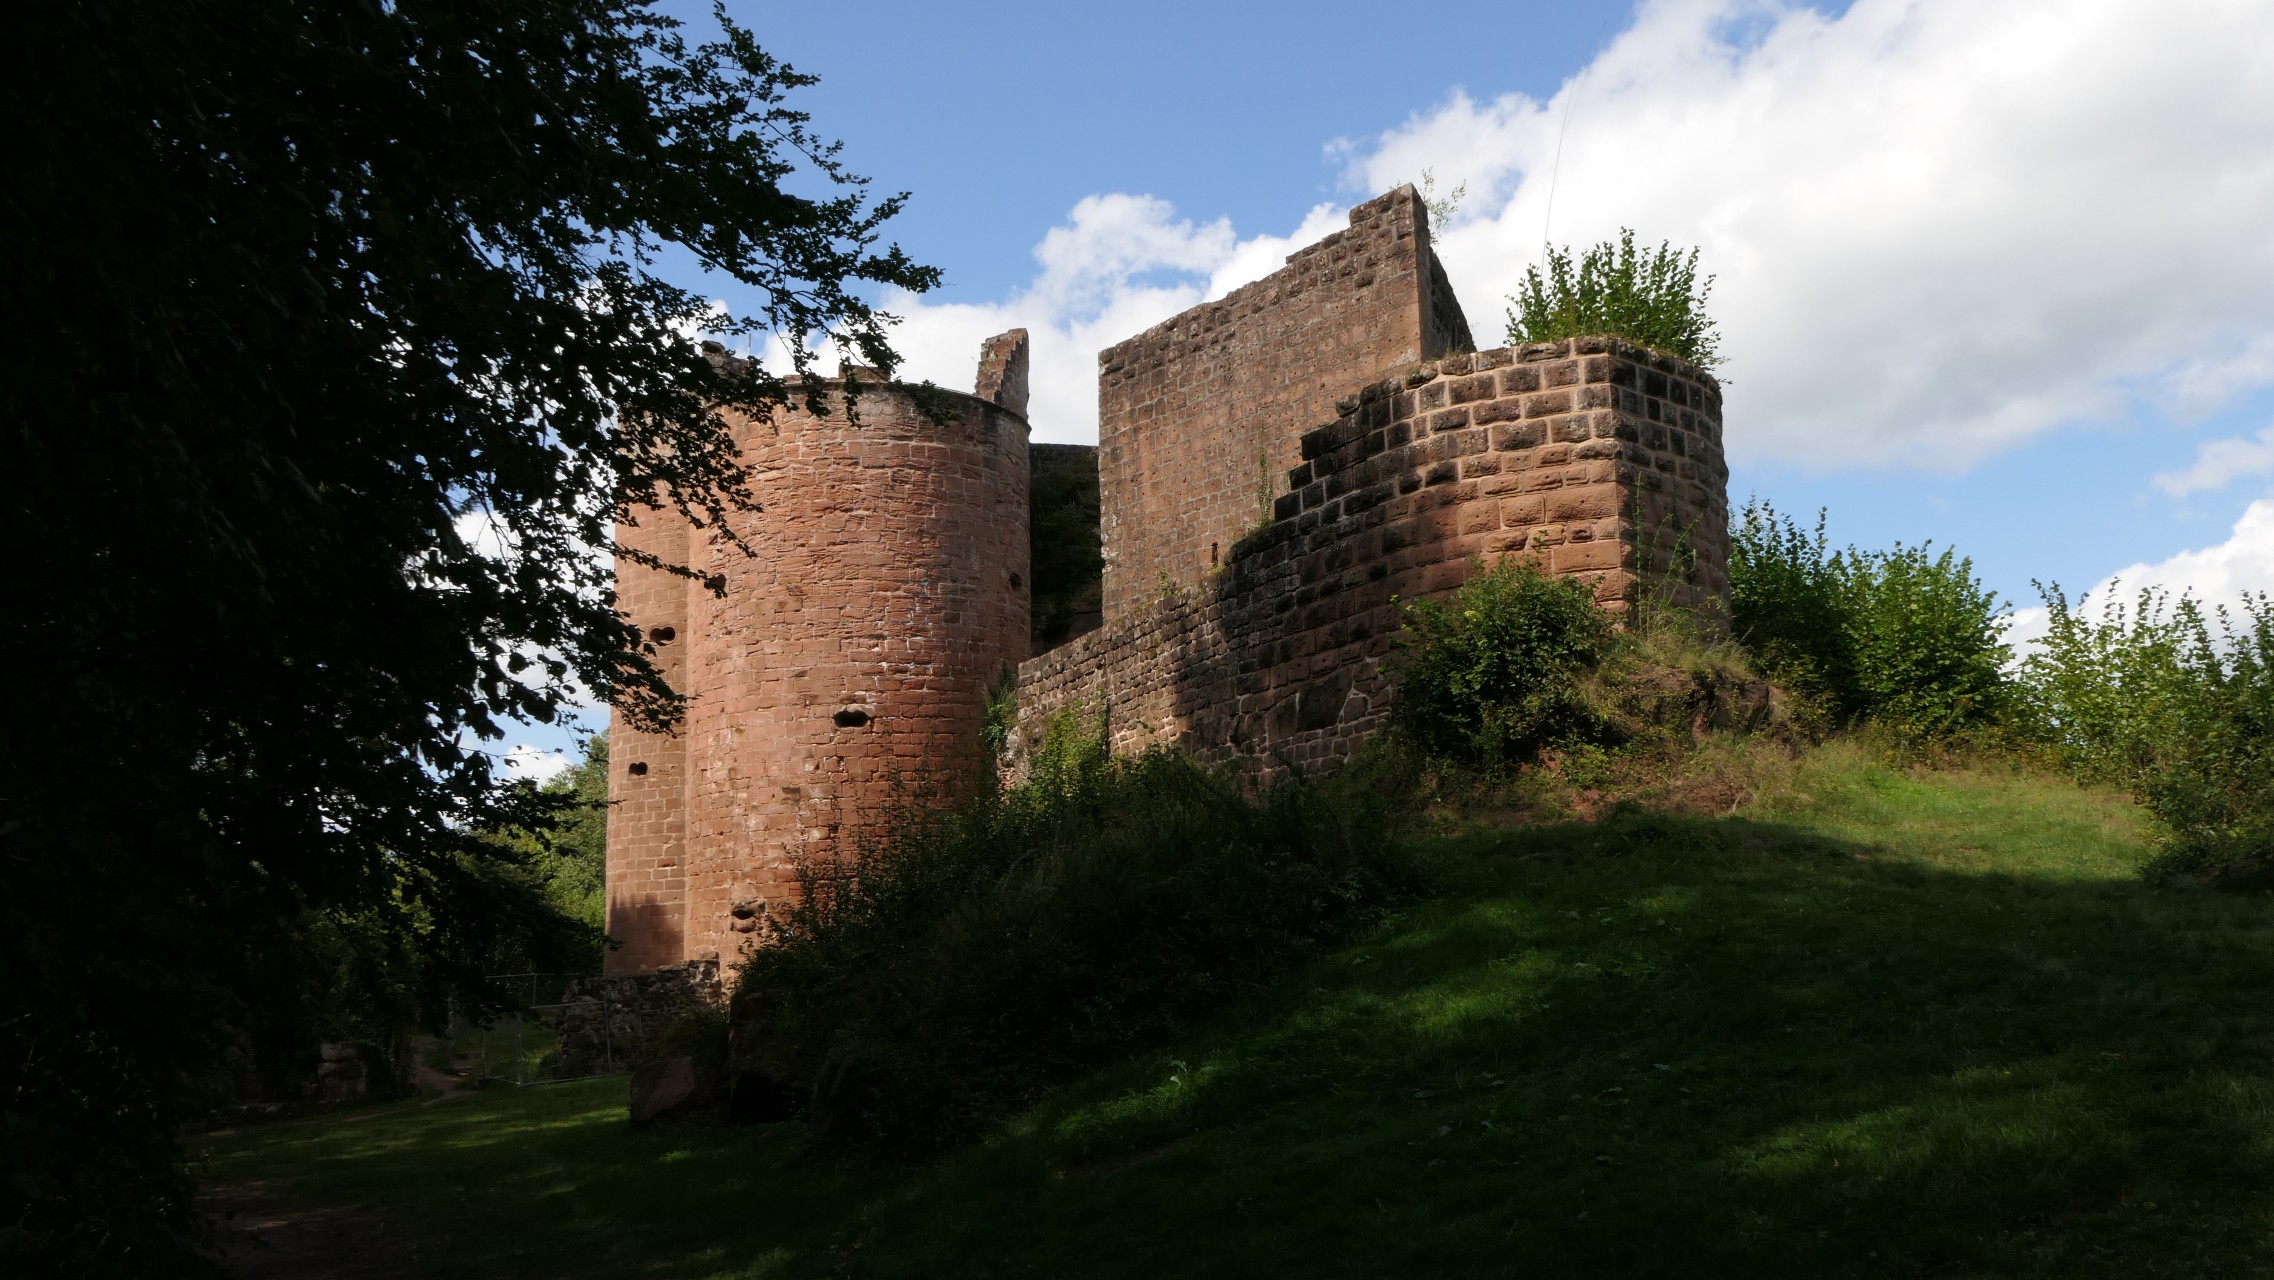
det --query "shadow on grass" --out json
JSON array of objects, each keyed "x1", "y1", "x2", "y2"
[{"x1": 204, "y1": 800, "x2": 2274, "y2": 1279}]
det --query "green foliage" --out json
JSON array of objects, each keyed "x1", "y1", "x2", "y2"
[
  {"x1": 1730, "y1": 501, "x2": 2011, "y2": 737},
  {"x1": 204, "y1": 754, "x2": 2274, "y2": 1279},
  {"x1": 1505, "y1": 228, "x2": 1723, "y2": 368},
  {"x1": 2, "y1": 2, "x2": 933, "y2": 1269},
  {"x1": 978, "y1": 670, "x2": 1022, "y2": 764},
  {"x1": 495, "y1": 735, "x2": 612, "y2": 973},
  {"x1": 732, "y1": 718, "x2": 1418, "y2": 1147},
  {"x1": 2018, "y1": 586, "x2": 2274, "y2": 877},
  {"x1": 1390, "y1": 557, "x2": 1614, "y2": 768},
  {"x1": 1419, "y1": 167, "x2": 1467, "y2": 226},
  {"x1": 1028, "y1": 446, "x2": 1105, "y2": 647},
  {"x1": 1727, "y1": 501, "x2": 1855, "y2": 711},
  {"x1": 1840, "y1": 542, "x2": 2013, "y2": 737}
]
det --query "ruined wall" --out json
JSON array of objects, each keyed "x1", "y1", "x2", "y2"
[
  {"x1": 1006, "y1": 337, "x2": 1727, "y2": 776},
  {"x1": 1096, "y1": 186, "x2": 1472, "y2": 621},
  {"x1": 605, "y1": 491, "x2": 694, "y2": 975},
  {"x1": 605, "y1": 337, "x2": 1032, "y2": 975}
]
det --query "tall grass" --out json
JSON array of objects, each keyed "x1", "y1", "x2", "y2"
[{"x1": 730, "y1": 717, "x2": 1418, "y2": 1147}]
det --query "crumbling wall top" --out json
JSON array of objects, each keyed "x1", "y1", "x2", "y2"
[{"x1": 1093, "y1": 186, "x2": 1471, "y2": 621}]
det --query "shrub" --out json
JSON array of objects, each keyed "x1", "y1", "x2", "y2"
[
  {"x1": 1727, "y1": 501, "x2": 1854, "y2": 716},
  {"x1": 1504, "y1": 229, "x2": 1722, "y2": 369},
  {"x1": 1840, "y1": 543, "x2": 2012, "y2": 737},
  {"x1": 1389, "y1": 557, "x2": 1614, "y2": 768},
  {"x1": 730, "y1": 717, "x2": 1417, "y2": 1147},
  {"x1": 1729, "y1": 501, "x2": 2010, "y2": 737},
  {"x1": 2019, "y1": 585, "x2": 2274, "y2": 878}
]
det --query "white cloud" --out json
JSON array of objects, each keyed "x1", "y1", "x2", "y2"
[
  {"x1": 1336, "y1": 0, "x2": 2274, "y2": 468},
  {"x1": 857, "y1": 196, "x2": 1347, "y2": 443},
  {"x1": 775, "y1": 0, "x2": 2274, "y2": 467},
  {"x1": 2005, "y1": 494, "x2": 2274, "y2": 651},
  {"x1": 2153, "y1": 425, "x2": 2274, "y2": 499},
  {"x1": 503, "y1": 743, "x2": 576, "y2": 786},
  {"x1": 2093, "y1": 496, "x2": 2274, "y2": 612}
]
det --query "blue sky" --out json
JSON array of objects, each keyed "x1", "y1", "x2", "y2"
[{"x1": 505, "y1": 0, "x2": 2274, "y2": 778}]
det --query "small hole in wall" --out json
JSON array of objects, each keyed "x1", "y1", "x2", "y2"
[
  {"x1": 627, "y1": 761, "x2": 649, "y2": 776},
  {"x1": 1210, "y1": 542, "x2": 1220, "y2": 567},
  {"x1": 833, "y1": 709, "x2": 872, "y2": 729},
  {"x1": 1009, "y1": 572, "x2": 1022, "y2": 589},
  {"x1": 648, "y1": 625, "x2": 676, "y2": 644}
]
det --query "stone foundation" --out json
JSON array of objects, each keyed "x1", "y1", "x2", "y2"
[{"x1": 555, "y1": 958, "x2": 724, "y2": 1076}]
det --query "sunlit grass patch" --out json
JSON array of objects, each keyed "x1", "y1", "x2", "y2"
[{"x1": 200, "y1": 746, "x2": 2274, "y2": 1278}]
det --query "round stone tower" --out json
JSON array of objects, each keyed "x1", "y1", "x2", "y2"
[{"x1": 605, "y1": 331, "x2": 1032, "y2": 975}]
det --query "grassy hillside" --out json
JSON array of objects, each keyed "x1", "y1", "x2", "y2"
[{"x1": 199, "y1": 744, "x2": 2274, "y2": 1278}]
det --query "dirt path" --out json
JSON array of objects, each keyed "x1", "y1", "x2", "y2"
[{"x1": 203, "y1": 1182, "x2": 433, "y2": 1279}]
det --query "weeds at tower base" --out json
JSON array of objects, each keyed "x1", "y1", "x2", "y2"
[
  {"x1": 727, "y1": 713, "x2": 1423, "y2": 1148},
  {"x1": 720, "y1": 561, "x2": 1790, "y2": 1149}
]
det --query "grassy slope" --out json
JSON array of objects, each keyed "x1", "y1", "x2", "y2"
[{"x1": 201, "y1": 746, "x2": 2274, "y2": 1278}]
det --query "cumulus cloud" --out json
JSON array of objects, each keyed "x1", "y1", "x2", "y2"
[
  {"x1": 2154, "y1": 425, "x2": 2274, "y2": 499},
  {"x1": 785, "y1": 0, "x2": 2274, "y2": 470},
  {"x1": 2094, "y1": 497, "x2": 2274, "y2": 611},
  {"x1": 1336, "y1": 0, "x2": 2274, "y2": 467},
  {"x1": 2008, "y1": 494, "x2": 2274, "y2": 649},
  {"x1": 854, "y1": 196, "x2": 1345, "y2": 443},
  {"x1": 502, "y1": 743, "x2": 576, "y2": 785}
]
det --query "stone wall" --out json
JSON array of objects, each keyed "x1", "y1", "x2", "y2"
[
  {"x1": 606, "y1": 494, "x2": 694, "y2": 975},
  {"x1": 1095, "y1": 186, "x2": 1473, "y2": 622},
  {"x1": 556, "y1": 958, "x2": 723, "y2": 1076},
  {"x1": 605, "y1": 336, "x2": 1032, "y2": 975},
  {"x1": 1005, "y1": 337, "x2": 1727, "y2": 778}
]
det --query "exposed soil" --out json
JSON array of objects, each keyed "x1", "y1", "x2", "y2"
[{"x1": 203, "y1": 1183, "x2": 430, "y2": 1279}]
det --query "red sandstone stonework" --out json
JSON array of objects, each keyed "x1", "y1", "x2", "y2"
[
  {"x1": 604, "y1": 339, "x2": 1031, "y2": 976},
  {"x1": 1097, "y1": 186, "x2": 1472, "y2": 621},
  {"x1": 604, "y1": 188, "x2": 1732, "y2": 975},
  {"x1": 1004, "y1": 336, "x2": 1727, "y2": 780}
]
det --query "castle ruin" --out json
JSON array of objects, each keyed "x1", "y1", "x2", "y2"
[{"x1": 604, "y1": 186, "x2": 1729, "y2": 976}]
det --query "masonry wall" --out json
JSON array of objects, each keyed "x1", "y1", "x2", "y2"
[
  {"x1": 604, "y1": 495, "x2": 693, "y2": 976},
  {"x1": 607, "y1": 344, "x2": 1031, "y2": 975},
  {"x1": 1095, "y1": 186, "x2": 1472, "y2": 622},
  {"x1": 1006, "y1": 337, "x2": 1727, "y2": 777}
]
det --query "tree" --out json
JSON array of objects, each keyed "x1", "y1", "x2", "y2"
[{"x1": 0, "y1": 2, "x2": 935, "y2": 1270}]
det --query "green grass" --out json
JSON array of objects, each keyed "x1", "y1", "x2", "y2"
[{"x1": 200, "y1": 744, "x2": 2274, "y2": 1277}]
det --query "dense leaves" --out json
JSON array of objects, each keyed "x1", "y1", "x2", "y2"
[
  {"x1": 1389, "y1": 558, "x2": 1615, "y2": 768},
  {"x1": 2019, "y1": 587, "x2": 2274, "y2": 878},
  {"x1": 490, "y1": 734, "x2": 614, "y2": 974},
  {"x1": 733, "y1": 724, "x2": 1416, "y2": 1148},
  {"x1": 0, "y1": 2, "x2": 931, "y2": 1270},
  {"x1": 1505, "y1": 228, "x2": 1722, "y2": 369},
  {"x1": 1730, "y1": 501, "x2": 2010, "y2": 736}
]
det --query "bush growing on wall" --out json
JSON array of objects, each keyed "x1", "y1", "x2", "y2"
[
  {"x1": 1729, "y1": 501, "x2": 2011, "y2": 737},
  {"x1": 2019, "y1": 586, "x2": 2274, "y2": 877},
  {"x1": 1505, "y1": 229, "x2": 1722, "y2": 369},
  {"x1": 1389, "y1": 557, "x2": 1614, "y2": 768},
  {"x1": 730, "y1": 716, "x2": 1417, "y2": 1147}
]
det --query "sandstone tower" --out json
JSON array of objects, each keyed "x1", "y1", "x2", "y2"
[
  {"x1": 604, "y1": 335, "x2": 1033, "y2": 975},
  {"x1": 603, "y1": 187, "x2": 1730, "y2": 977},
  {"x1": 1008, "y1": 187, "x2": 1728, "y2": 775}
]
